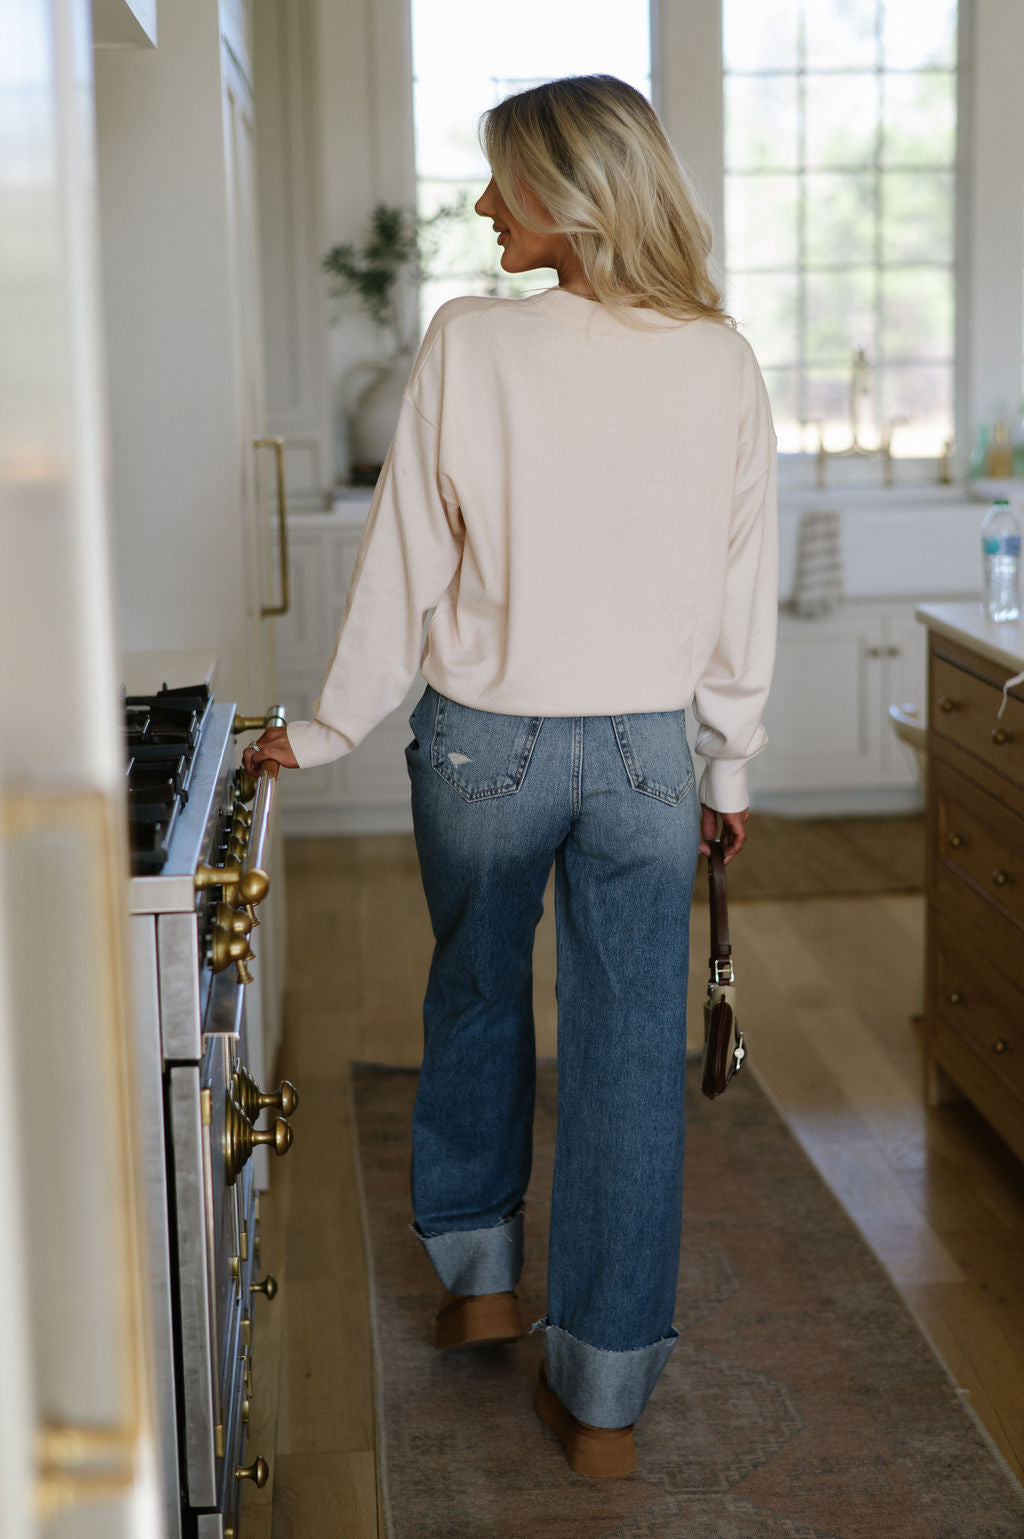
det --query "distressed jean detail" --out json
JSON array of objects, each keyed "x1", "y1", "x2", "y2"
[
  {"x1": 412, "y1": 1204, "x2": 524, "y2": 1295},
  {"x1": 533, "y1": 1317, "x2": 681, "y2": 1428}
]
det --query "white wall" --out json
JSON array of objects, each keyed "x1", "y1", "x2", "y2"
[{"x1": 309, "y1": 0, "x2": 417, "y2": 481}]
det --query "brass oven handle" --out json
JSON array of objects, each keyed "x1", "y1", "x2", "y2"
[
  {"x1": 251, "y1": 1273, "x2": 278, "y2": 1299},
  {"x1": 232, "y1": 705, "x2": 286, "y2": 903},
  {"x1": 254, "y1": 436, "x2": 290, "y2": 617}
]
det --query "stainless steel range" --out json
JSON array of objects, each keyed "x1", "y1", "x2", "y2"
[{"x1": 126, "y1": 686, "x2": 297, "y2": 1539}]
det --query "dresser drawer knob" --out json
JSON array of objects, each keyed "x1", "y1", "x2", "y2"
[
  {"x1": 993, "y1": 1039, "x2": 1010, "y2": 1054},
  {"x1": 993, "y1": 869, "x2": 1011, "y2": 887},
  {"x1": 236, "y1": 1455, "x2": 269, "y2": 1488},
  {"x1": 938, "y1": 696, "x2": 959, "y2": 714},
  {"x1": 946, "y1": 990, "x2": 963, "y2": 1005},
  {"x1": 991, "y1": 728, "x2": 1012, "y2": 746},
  {"x1": 946, "y1": 833, "x2": 965, "y2": 849}
]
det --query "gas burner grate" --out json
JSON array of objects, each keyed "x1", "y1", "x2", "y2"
[{"x1": 124, "y1": 683, "x2": 214, "y2": 875}]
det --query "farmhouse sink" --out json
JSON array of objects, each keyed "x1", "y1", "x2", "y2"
[{"x1": 777, "y1": 485, "x2": 983, "y2": 601}]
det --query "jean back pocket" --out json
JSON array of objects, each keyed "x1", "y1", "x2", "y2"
[
  {"x1": 613, "y1": 711, "x2": 694, "y2": 805},
  {"x1": 430, "y1": 694, "x2": 544, "y2": 802}
]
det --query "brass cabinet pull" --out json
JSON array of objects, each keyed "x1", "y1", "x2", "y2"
[
  {"x1": 938, "y1": 696, "x2": 958, "y2": 713},
  {"x1": 993, "y1": 1039, "x2": 1010, "y2": 1054},
  {"x1": 946, "y1": 990, "x2": 962, "y2": 1005},
  {"x1": 251, "y1": 1273, "x2": 278, "y2": 1299},
  {"x1": 991, "y1": 727, "x2": 1012, "y2": 746},
  {"x1": 946, "y1": 833, "x2": 964, "y2": 849},
  {"x1": 992, "y1": 870, "x2": 1011, "y2": 887},
  {"x1": 254, "y1": 436, "x2": 290, "y2": 617},
  {"x1": 236, "y1": 1455, "x2": 269, "y2": 1488}
]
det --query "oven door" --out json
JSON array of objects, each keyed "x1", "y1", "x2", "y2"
[{"x1": 167, "y1": 1032, "x2": 240, "y2": 1507}]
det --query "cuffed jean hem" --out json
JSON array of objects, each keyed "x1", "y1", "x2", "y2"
[
  {"x1": 412, "y1": 1203, "x2": 524, "y2": 1295},
  {"x1": 532, "y1": 1316, "x2": 680, "y2": 1428}
]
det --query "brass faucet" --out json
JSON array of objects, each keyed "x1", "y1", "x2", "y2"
[{"x1": 809, "y1": 348, "x2": 909, "y2": 489}]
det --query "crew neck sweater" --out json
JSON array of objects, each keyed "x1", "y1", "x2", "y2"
[{"x1": 287, "y1": 286, "x2": 778, "y2": 812}]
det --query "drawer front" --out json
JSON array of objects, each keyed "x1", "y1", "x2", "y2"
[
  {"x1": 934, "y1": 763, "x2": 1024, "y2": 933},
  {"x1": 930, "y1": 652, "x2": 1024, "y2": 783},
  {"x1": 935, "y1": 920, "x2": 1024, "y2": 1101}
]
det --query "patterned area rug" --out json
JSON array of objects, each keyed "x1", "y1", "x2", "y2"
[{"x1": 351, "y1": 1061, "x2": 1023, "y2": 1539}]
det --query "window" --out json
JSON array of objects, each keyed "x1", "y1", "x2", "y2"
[
  {"x1": 723, "y1": 0, "x2": 958, "y2": 460},
  {"x1": 410, "y1": 0, "x2": 651, "y2": 327}
]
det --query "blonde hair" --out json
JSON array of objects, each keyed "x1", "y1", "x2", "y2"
[{"x1": 480, "y1": 75, "x2": 731, "y2": 328}]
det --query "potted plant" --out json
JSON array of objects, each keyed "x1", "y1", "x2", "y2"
[{"x1": 323, "y1": 198, "x2": 467, "y2": 482}]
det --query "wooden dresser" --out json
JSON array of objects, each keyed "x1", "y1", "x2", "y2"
[{"x1": 916, "y1": 602, "x2": 1024, "y2": 1164}]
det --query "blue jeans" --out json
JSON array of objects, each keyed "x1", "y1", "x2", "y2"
[{"x1": 405, "y1": 684, "x2": 700, "y2": 1428}]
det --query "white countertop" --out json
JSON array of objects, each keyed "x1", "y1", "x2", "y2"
[
  {"x1": 915, "y1": 601, "x2": 1024, "y2": 673},
  {"x1": 120, "y1": 648, "x2": 217, "y2": 696}
]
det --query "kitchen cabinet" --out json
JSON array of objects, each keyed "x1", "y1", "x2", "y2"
[
  {"x1": 747, "y1": 602, "x2": 930, "y2": 812},
  {"x1": 916, "y1": 602, "x2": 1024, "y2": 1165}
]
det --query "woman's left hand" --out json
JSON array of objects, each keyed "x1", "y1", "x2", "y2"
[
  {"x1": 241, "y1": 725, "x2": 299, "y2": 775},
  {"x1": 699, "y1": 803, "x2": 749, "y2": 864}
]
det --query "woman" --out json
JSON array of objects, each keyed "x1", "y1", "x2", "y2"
[{"x1": 244, "y1": 74, "x2": 777, "y2": 1479}]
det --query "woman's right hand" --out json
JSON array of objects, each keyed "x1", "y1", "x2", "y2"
[
  {"x1": 241, "y1": 725, "x2": 298, "y2": 775},
  {"x1": 699, "y1": 803, "x2": 749, "y2": 864}
]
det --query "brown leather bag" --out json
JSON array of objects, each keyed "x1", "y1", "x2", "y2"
[{"x1": 702, "y1": 838, "x2": 746, "y2": 1099}]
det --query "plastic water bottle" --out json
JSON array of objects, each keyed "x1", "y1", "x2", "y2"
[{"x1": 981, "y1": 499, "x2": 1021, "y2": 623}]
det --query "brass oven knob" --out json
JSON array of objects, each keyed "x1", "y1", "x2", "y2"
[
  {"x1": 233, "y1": 801, "x2": 252, "y2": 827},
  {"x1": 251, "y1": 1273, "x2": 278, "y2": 1300},
  {"x1": 210, "y1": 924, "x2": 250, "y2": 976},
  {"x1": 195, "y1": 860, "x2": 241, "y2": 896},
  {"x1": 228, "y1": 834, "x2": 247, "y2": 862},
  {"x1": 236, "y1": 1455, "x2": 269, "y2": 1488},
  {"x1": 232, "y1": 1066, "x2": 300, "y2": 1123},
  {"x1": 224, "y1": 1097, "x2": 293, "y2": 1183},
  {"x1": 244, "y1": 902, "x2": 261, "y2": 930},
  {"x1": 938, "y1": 696, "x2": 958, "y2": 714},
  {"x1": 237, "y1": 769, "x2": 258, "y2": 802},
  {"x1": 215, "y1": 901, "x2": 253, "y2": 939}
]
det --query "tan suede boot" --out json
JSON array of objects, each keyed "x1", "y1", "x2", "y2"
[
  {"x1": 434, "y1": 1289, "x2": 527, "y2": 1350},
  {"x1": 534, "y1": 1361, "x2": 637, "y2": 1478}
]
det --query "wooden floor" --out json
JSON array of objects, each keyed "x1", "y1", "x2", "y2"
[{"x1": 243, "y1": 835, "x2": 1024, "y2": 1536}]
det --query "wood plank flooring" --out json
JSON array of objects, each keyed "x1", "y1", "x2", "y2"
[{"x1": 243, "y1": 835, "x2": 1024, "y2": 1536}]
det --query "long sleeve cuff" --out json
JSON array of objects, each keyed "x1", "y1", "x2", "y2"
[
  {"x1": 286, "y1": 719, "x2": 354, "y2": 769},
  {"x1": 698, "y1": 753, "x2": 759, "y2": 815}
]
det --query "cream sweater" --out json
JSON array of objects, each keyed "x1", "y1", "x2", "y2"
[{"x1": 288, "y1": 287, "x2": 778, "y2": 812}]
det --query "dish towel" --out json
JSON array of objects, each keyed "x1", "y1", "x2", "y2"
[{"x1": 791, "y1": 509, "x2": 844, "y2": 618}]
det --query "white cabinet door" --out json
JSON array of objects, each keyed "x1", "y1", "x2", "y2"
[
  {"x1": 750, "y1": 609, "x2": 885, "y2": 792},
  {"x1": 881, "y1": 609, "x2": 929, "y2": 783}
]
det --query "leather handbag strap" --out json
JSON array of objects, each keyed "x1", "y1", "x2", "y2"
[{"x1": 707, "y1": 838, "x2": 731, "y2": 969}]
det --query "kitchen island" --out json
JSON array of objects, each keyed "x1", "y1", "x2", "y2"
[{"x1": 915, "y1": 600, "x2": 1024, "y2": 1164}]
